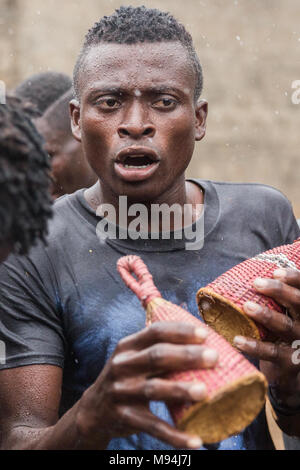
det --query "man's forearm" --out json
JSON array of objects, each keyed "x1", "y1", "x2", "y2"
[{"x1": 1, "y1": 400, "x2": 110, "y2": 450}]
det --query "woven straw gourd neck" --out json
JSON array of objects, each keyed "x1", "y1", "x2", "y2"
[{"x1": 117, "y1": 255, "x2": 162, "y2": 323}]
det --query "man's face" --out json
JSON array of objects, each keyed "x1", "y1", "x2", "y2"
[
  {"x1": 36, "y1": 119, "x2": 96, "y2": 199},
  {"x1": 71, "y1": 41, "x2": 207, "y2": 202}
]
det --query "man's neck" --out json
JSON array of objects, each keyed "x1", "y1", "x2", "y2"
[{"x1": 84, "y1": 178, "x2": 204, "y2": 231}]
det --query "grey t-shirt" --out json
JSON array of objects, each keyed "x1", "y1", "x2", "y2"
[{"x1": 0, "y1": 179, "x2": 299, "y2": 450}]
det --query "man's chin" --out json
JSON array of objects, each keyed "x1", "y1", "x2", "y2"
[{"x1": 114, "y1": 177, "x2": 164, "y2": 203}]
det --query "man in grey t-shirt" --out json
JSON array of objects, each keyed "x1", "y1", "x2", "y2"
[{"x1": 0, "y1": 6, "x2": 300, "y2": 451}]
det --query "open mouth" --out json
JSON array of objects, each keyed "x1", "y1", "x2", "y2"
[
  {"x1": 122, "y1": 154, "x2": 155, "y2": 169},
  {"x1": 114, "y1": 148, "x2": 160, "y2": 182}
]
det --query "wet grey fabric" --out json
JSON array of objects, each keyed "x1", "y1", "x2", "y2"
[
  {"x1": 0, "y1": 179, "x2": 299, "y2": 450},
  {"x1": 283, "y1": 434, "x2": 300, "y2": 450}
]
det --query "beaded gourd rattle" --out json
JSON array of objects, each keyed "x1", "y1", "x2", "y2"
[{"x1": 117, "y1": 255, "x2": 267, "y2": 444}]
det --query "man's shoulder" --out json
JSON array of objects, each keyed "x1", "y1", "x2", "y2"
[
  {"x1": 199, "y1": 179, "x2": 299, "y2": 246},
  {"x1": 48, "y1": 190, "x2": 89, "y2": 235},
  {"x1": 52, "y1": 191, "x2": 80, "y2": 216},
  {"x1": 199, "y1": 179, "x2": 293, "y2": 210},
  {"x1": 206, "y1": 179, "x2": 288, "y2": 199}
]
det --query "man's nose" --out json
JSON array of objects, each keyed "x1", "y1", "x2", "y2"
[{"x1": 118, "y1": 102, "x2": 155, "y2": 139}]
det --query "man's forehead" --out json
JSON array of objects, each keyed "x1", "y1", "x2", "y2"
[{"x1": 79, "y1": 41, "x2": 195, "y2": 96}]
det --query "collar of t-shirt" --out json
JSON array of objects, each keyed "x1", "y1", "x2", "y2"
[{"x1": 73, "y1": 179, "x2": 220, "y2": 253}]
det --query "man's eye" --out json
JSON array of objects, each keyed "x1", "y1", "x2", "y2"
[
  {"x1": 153, "y1": 98, "x2": 177, "y2": 109},
  {"x1": 97, "y1": 98, "x2": 121, "y2": 109}
]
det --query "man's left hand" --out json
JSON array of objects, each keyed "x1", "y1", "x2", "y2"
[{"x1": 234, "y1": 268, "x2": 300, "y2": 408}]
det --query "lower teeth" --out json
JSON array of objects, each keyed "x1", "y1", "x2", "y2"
[{"x1": 124, "y1": 164, "x2": 150, "y2": 169}]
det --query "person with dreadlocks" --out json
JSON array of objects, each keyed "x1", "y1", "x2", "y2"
[
  {"x1": 36, "y1": 89, "x2": 97, "y2": 199},
  {"x1": 0, "y1": 96, "x2": 52, "y2": 264},
  {"x1": 0, "y1": 6, "x2": 300, "y2": 451}
]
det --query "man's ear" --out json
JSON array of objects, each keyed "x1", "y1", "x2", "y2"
[
  {"x1": 70, "y1": 99, "x2": 81, "y2": 143},
  {"x1": 195, "y1": 99, "x2": 208, "y2": 142}
]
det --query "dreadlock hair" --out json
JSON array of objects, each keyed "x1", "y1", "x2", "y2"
[
  {"x1": 0, "y1": 96, "x2": 53, "y2": 255},
  {"x1": 13, "y1": 72, "x2": 72, "y2": 115},
  {"x1": 73, "y1": 6, "x2": 203, "y2": 102}
]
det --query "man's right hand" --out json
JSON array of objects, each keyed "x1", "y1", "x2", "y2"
[{"x1": 75, "y1": 321, "x2": 219, "y2": 449}]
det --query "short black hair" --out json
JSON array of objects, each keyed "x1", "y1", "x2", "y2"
[
  {"x1": 43, "y1": 88, "x2": 75, "y2": 135},
  {"x1": 73, "y1": 6, "x2": 203, "y2": 101},
  {"x1": 0, "y1": 96, "x2": 52, "y2": 254},
  {"x1": 13, "y1": 72, "x2": 72, "y2": 115}
]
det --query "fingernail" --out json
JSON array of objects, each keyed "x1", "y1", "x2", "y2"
[
  {"x1": 233, "y1": 335, "x2": 246, "y2": 347},
  {"x1": 234, "y1": 336, "x2": 257, "y2": 349},
  {"x1": 195, "y1": 327, "x2": 208, "y2": 340},
  {"x1": 202, "y1": 348, "x2": 218, "y2": 366},
  {"x1": 253, "y1": 278, "x2": 268, "y2": 289},
  {"x1": 187, "y1": 436, "x2": 202, "y2": 448},
  {"x1": 189, "y1": 383, "x2": 207, "y2": 400},
  {"x1": 112, "y1": 353, "x2": 127, "y2": 364},
  {"x1": 244, "y1": 301, "x2": 261, "y2": 315},
  {"x1": 273, "y1": 268, "x2": 287, "y2": 280}
]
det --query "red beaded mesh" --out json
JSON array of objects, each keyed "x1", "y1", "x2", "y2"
[
  {"x1": 117, "y1": 255, "x2": 264, "y2": 425},
  {"x1": 199, "y1": 238, "x2": 300, "y2": 339}
]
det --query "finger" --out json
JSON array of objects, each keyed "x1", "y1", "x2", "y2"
[
  {"x1": 116, "y1": 404, "x2": 203, "y2": 449},
  {"x1": 273, "y1": 268, "x2": 300, "y2": 289},
  {"x1": 253, "y1": 277, "x2": 300, "y2": 318},
  {"x1": 116, "y1": 322, "x2": 209, "y2": 353},
  {"x1": 243, "y1": 301, "x2": 300, "y2": 340},
  {"x1": 234, "y1": 336, "x2": 300, "y2": 371},
  {"x1": 111, "y1": 343, "x2": 218, "y2": 377},
  {"x1": 110, "y1": 378, "x2": 207, "y2": 403}
]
